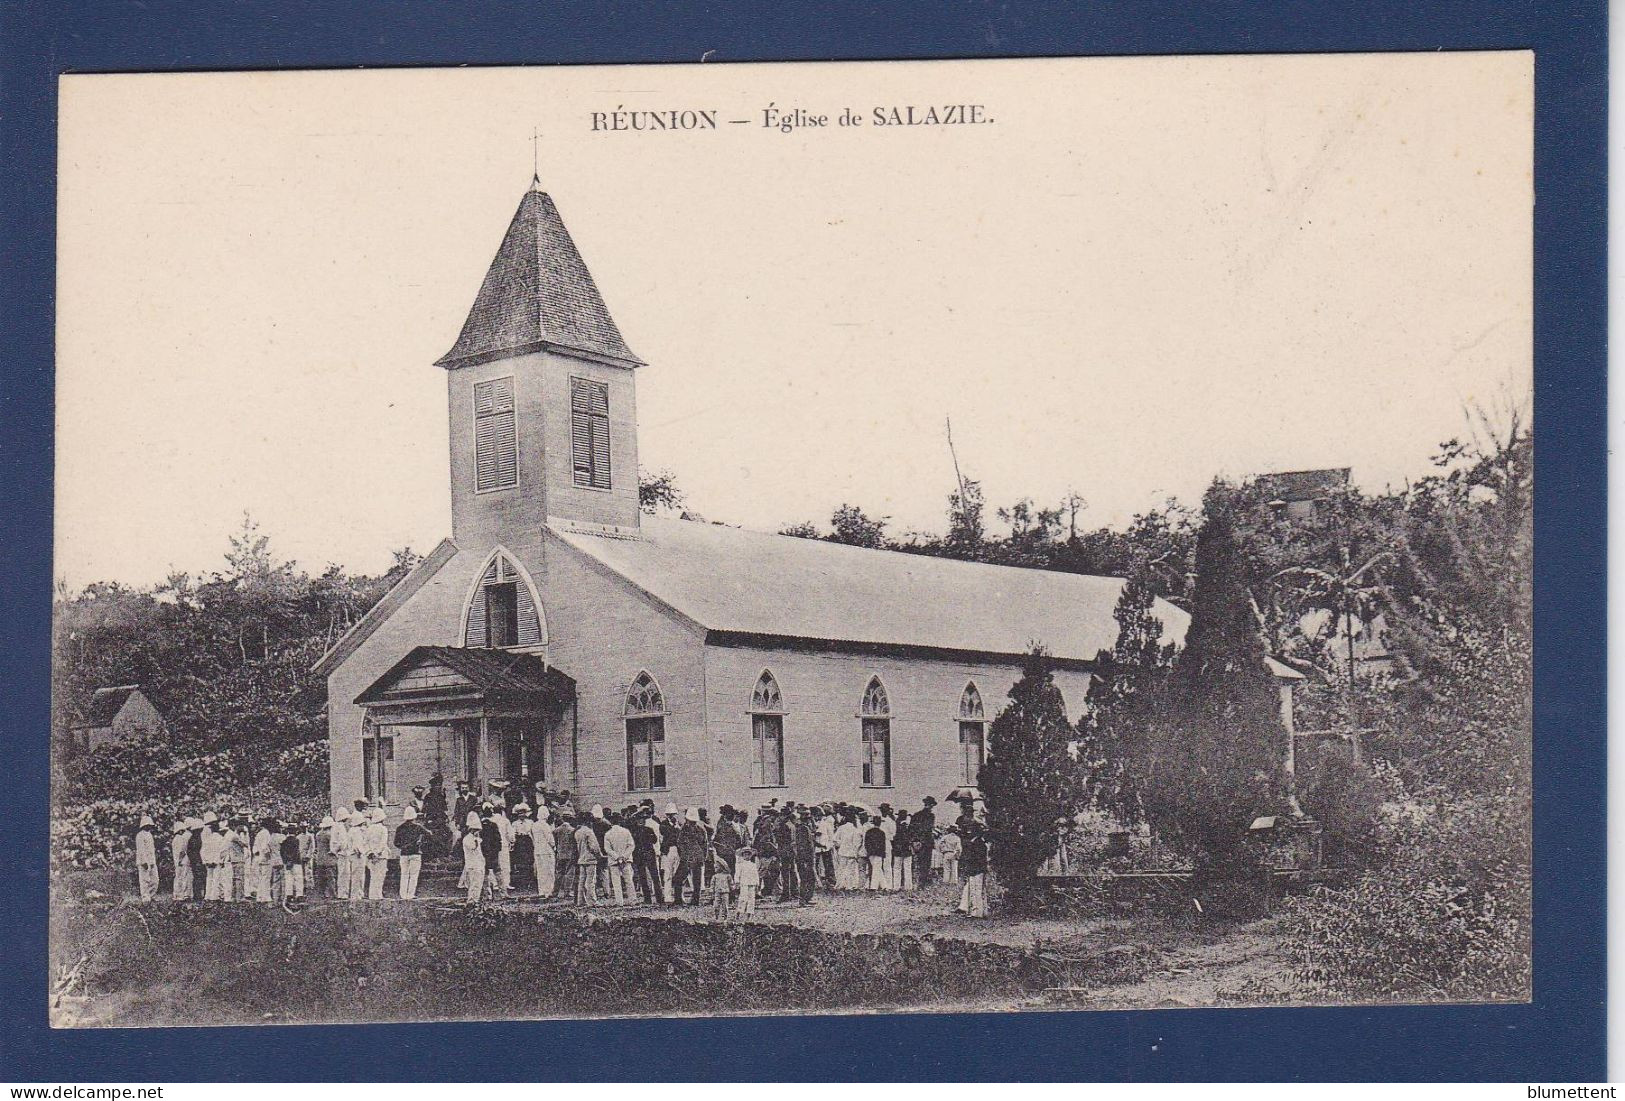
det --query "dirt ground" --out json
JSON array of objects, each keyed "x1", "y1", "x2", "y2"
[{"x1": 52, "y1": 867, "x2": 1295, "y2": 1024}]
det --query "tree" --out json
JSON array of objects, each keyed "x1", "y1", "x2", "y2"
[
  {"x1": 778, "y1": 521, "x2": 820, "y2": 539},
  {"x1": 978, "y1": 647, "x2": 1079, "y2": 911},
  {"x1": 827, "y1": 504, "x2": 889, "y2": 549},
  {"x1": 638, "y1": 469, "x2": 685, "y2": 515},
  {"x1": 1076, "y1": 573, "x2": 1176, "y2": 824},
  {"x1": 945, "y1": 478, "x2": 985, "y2": 555},
  {"x1": 1134, "y1": 483, "x2": 1289, "y2": 887}
]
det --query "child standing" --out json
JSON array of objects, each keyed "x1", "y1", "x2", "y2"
[
  {"x1": 709, "y1": 845, "x2": 734, "y2": 922},
  {"x1": 734, "y1": 846, "x2": 760, "y2": 918}
]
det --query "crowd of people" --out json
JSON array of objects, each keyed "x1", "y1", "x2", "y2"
[{"x1": 131, "y1": 774, "x2": 993, "y2": 919}]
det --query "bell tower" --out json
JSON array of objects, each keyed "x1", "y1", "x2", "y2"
[{"x1": 437, "y1": 180, "x2": 645, "y2": 548}]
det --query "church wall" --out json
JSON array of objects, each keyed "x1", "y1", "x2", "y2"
[
  {"x1": 324, "y1": 547, "x2": 481, "y2": 812},
  {"x1": 700, "y1": 643, "x2": 1096, "y2": 814},
  {"x1": 539, "y1": 530, "x2": 709, "y2": 811}
]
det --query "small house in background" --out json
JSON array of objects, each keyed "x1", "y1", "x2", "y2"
[
  {"x1": 70, "y1": 685, "x2": 166, "y2": 754},
  {"x1": 1256, "y1": 467, "x2": 1351, "y2": 523}
]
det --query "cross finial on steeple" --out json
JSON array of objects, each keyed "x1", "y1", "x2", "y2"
[{"x1": 531, "y1": 127, "x2": 541, "y2": 189}]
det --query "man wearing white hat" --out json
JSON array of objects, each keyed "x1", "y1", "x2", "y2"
[
  {"x1": 364, "y1": 807, "x2": 390, "y2": 900},
  {"x1": 249, "y1": 814, "x2": 277, "y2": 903},
  {"x1": 200, "y1": 812, "x2": 228, "y2": 901},
  {"x1": 660, "y1": 803, "x2": 682, "y2": 903},
  {"x1": 329, "y1": 810, "x2": 351, "y2": 900},
  {"x1": 345, "y1": 802, "x2": 369, "y2": 902},
  {"x1": 394, "y1": 805, "x2": 427, "y2": 900},
  {"x1": 134, "y1": 815, "x2": 158, "y2": 901}
]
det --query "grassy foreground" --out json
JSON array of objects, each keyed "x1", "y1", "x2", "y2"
[{"x1": 50, "y1": 892, "x2": 1172, "y2": 1026}]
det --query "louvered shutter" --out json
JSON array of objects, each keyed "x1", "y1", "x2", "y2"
[
  {"x1": 516, "y1": 583, "x2": 541, "y2": 645},
  {"x1": 474, "y1": 377, "x2": 518, "y2": 492},
  {"x1": 590, "y1": 417, "x2": 611, "y2": 488},
  {"x1": 570, "y1": 378, "x2": 611, "y2": 489},
  {"x1": 464, "y1": 559, "x2": 500, "y2": 647}
]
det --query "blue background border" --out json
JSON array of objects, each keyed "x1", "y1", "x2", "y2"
[{"x1": 0, "y1": 0, "x2": 1605, "y2": 1082}]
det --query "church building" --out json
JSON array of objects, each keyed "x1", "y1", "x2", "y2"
[{"x1": 316, "y1": 179, "x2": 1261, "y2": 819}]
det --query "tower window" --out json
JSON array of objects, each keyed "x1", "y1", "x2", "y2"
[
  {"x1": 571, "y1": 377, "x2": 611, "y2": 489},
  {"x1": 474, "y1": 376, "x2": 518, "y2": 492}
]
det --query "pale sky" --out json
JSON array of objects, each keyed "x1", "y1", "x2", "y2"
[{"x1": 55, "y1": 53, "x2": 1532, "y2": 589}]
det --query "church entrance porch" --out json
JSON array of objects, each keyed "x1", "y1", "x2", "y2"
[{"x1": 353, "y1": 645, "x2": 577, "y2": 811}]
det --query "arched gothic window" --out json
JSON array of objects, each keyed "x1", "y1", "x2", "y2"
[
  {"x1": 624, "y1": 672, "x2": 667, "y2": 791},
  {"x1": 958, "y1": 682, "x2": 986, "y2": 786},
  {"x1": 750, "y1": 671, "x2": 785, "y2": 786},
  {"x1": 464, "y1": 551, "x2": 543, "y2": 649},
  {"x1": 860, "y1": 676, "x2": 891, "y2": 787}
]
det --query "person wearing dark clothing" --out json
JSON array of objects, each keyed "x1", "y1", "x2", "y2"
[
  {"x1": 591, "y1": 809, "x2": 612, "y2": 898},
  {"x1": 633, "y1": 813, "x2": 664, "y2": 904},
  {"x1": 863, "y1": 818, "x2": 889, "y2": 890},
  {"x1": 480, "y1": 815, "x2": 503, "y2": 897},
  {"x1": 753, "y1": 811, "x2": 779, "y2": 898},
  {"x1": 186, "y1": 824, "x2": 206, "y2": 901},
  {"x1": 958, "y1": 825, "x2": 990, "y2": 917},
  {"x1": 713, "y1": 808, "x2": 743, "y2": 875},
  {"x1": 913, "y1": 799, "x2": 937, "y2": 887},
  {"x1": 792, "y1": 813, "x2": 818, "y2": 905},
  {"x1": 453, "y1": 787, "x2": 475, "y2": 838},
  {"x1": 423, "y1": 775, "x2": 450, "y2": 856},
  {"x1": 774, "y1": 813, "x2": 798, "y2": 903},
  {"x1": 393, "y1": 811, "x2": 428, "y2": 900},
  {"x1": 677, "y1": 812, "x2": 708, "y2": 905}
]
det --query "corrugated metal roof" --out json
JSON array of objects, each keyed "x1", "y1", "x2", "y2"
[
  {"x1": 549, "y1": 517, "x2": 1191, "y2": 664},
  {"x1": 436, "y1": 186, "x2": 643, "y2": 369}
]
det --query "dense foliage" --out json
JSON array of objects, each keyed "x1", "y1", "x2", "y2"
[
  {"x1": 977, "y1": 649, "x2": 1080, "y2": 912},
  {"x1": 1128, "y1": 486, "x2": 1291, "y2": 886},
  {"x1": 51, "y1": 515, "x2": 413, "y2": 866}
]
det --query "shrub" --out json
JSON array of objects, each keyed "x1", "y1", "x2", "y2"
[
  {"x1": 1299, "y1": 746, "x2": 1388, "y2": 869},
  {"x1": 980, "y1": 648, "x2": 1080, "y2": 912},
  {"x1": 51, "y1": 739, "x2": 331, "y2": 868},
  {"x1": 1280, "y1": 794, "x2": 1530, "y2": 1003}
]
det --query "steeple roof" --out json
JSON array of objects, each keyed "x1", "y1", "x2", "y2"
[{"x1": 436, "y1": 185, "x2": 643, "y2": 369}]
